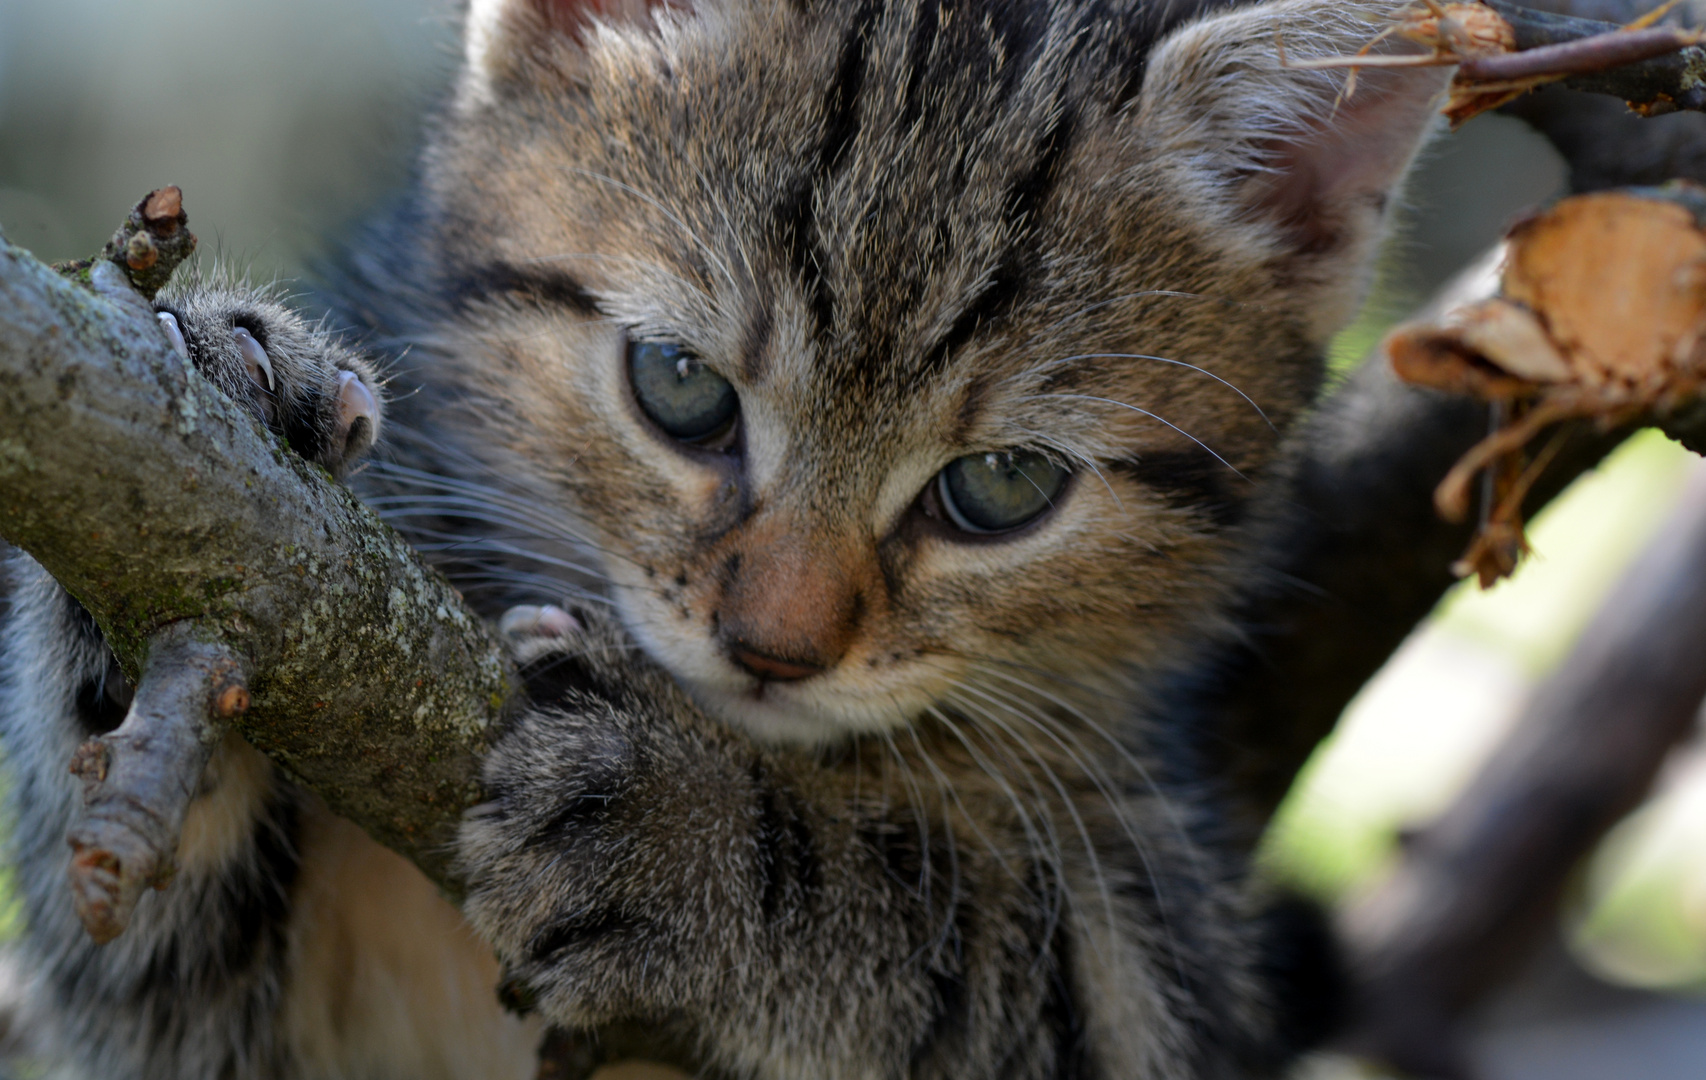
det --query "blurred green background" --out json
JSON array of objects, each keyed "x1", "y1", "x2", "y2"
[{"x1": 3, "y1": 1, "x2": 1705, "y2": 1075}]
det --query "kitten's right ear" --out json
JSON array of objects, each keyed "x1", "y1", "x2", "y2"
[{"x1": 460, "y1": 0, "x2": 684, "y2": 105}]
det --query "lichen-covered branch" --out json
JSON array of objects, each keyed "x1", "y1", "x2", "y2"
[{"x1": 0, "y1": 214, "x2": 511, "y2": 896}]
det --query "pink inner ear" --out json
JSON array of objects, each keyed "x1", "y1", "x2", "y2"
[
  {"x1": 533, "y1": 0, "x2": 681, "y2": 42},
  {"x1": 1247, "y1": 66, "x2": 1445, "y2": 255}
]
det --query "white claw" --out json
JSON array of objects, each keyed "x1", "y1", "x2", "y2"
[
  {"x1": 498, "y1": 604, "x2": 579, "y2": 640},
  {"x1": 336, "y1": 371, "x2": 379, "y2": 452},
  {"x1": 232, "y1": 327, "x2": 274, "y2": 392},
  {"x1": 156, "y1": 311, "x2": 189, "y2": 359}
]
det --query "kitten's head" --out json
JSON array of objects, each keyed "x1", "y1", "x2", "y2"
[{"x1": 411, "y1": 0, "x2": 1444, "y2": 744}]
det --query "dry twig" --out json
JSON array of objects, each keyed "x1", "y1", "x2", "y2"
[
  {"x1": 1289, "y1": 1, "x2": 1706, "y2": 125},
  {"x1": 1386, "y1": 182, "x2": 1706, "y2": 584}
]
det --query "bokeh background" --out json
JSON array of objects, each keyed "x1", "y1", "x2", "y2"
[{"x1": 3, "y1": 1, "x2": 1706, "y2": 1076}]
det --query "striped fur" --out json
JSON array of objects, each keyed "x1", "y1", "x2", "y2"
[{"x1": 2, "y1": 0, "x2": 1443, "y2": 1076}]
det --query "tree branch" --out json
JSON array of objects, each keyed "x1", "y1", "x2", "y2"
[
  {"x1": 0, "y1": 210, "x2": 511, "y2": 912},
  {"x1": 1342, "y1": 467, "x2": 1706, "y2": 1079}
]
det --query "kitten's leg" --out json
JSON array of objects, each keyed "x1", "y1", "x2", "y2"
[{"x1": 463, "y1": 611, "x2": 1292, "y2": 1080}]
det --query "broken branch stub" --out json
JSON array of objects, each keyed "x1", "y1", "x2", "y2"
[
  {"x1": 66, "y1": 624, "x2": 245, "y2": 944},
  {"x1": 1387, "y1": 182, "x2": 1706, "y2": 585},
  {"x1": 54, "y1": 185, "x2": 196, "y2": 301}
]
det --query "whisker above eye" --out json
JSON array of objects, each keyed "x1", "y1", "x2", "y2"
[
  {"x1": 1030, "y1": 289, "x2": 1261, "y2": 345},
  {"x1": 1050, "y1": 354, "x2": 1276, "y2": 431},
  {"x1": 1023, "y1": 392, "x2": 1249, "y2": 482},
  {"x1": 1009, "y1": 425, "x2": 1124, "y2": 513}
]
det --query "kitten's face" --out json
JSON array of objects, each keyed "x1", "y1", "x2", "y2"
[{"x1": 417, "y1": 0, "x2": 1441, "y2": 743}]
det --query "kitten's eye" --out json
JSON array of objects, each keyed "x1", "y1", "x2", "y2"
[
  {"x1": 629, "y1": 340, "x2": 738, "y2": 445},
  {"x1": 935, "y1": 450, "x2": 1069, "y2": 534}
]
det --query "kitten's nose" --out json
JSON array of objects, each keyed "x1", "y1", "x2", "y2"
[{"x1": 714, "y1": 520, "x2": 876, "y2": 683}]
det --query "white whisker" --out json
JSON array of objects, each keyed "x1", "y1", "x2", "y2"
[
  {"x1": 1045, "y1": 353, "x2": 1275, "y2": 431},
  {"x1": 1025, "y1": 392, "x2": 1248, "y2": 482}
]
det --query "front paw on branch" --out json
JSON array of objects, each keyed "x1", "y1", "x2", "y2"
[{"x1": 0, "y1": 190, "x2": 514, "y2": 940}]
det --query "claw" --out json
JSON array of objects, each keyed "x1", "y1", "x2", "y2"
[
  {"x1": 335, "y1": 371, "x2": 379, "y2": 457},
  {"x1": 232, "y1": 327, "x2": 274, "y2": 392},
  {"x1": 498, "y1": 604, "x2": 579, "y2": 639},
  {"x1": 156, "y1": 312, "x2": 189, "y2": 359}
]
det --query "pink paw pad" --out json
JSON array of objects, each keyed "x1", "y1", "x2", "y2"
[{"x1": 498, "y1": 604, "x2": 579, "y2": 640}]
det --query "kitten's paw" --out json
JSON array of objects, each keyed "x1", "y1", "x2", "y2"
[
  {"x1": 460, "y1": 609, "x2": 738, "y2": 1024},
  {"x1": 154, "y1": 280, "x2": 382, "y2": 475},
  {"x1": 497, "y1": 604, "x2": 582, "y2": 665}
]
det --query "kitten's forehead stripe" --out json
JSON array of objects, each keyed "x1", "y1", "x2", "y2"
[
  {"x1": 739, "y1": 305, "x2": 774, "y2": 383},
  {"x1": 452, "y1": 263, "x2": 604, "y2": 318},
  {"x1": 779, "y1": 2, "x2": 879, "y2": 345}
]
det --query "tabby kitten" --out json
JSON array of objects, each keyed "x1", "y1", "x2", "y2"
[{"x1": 0, "y1": 0, "x2": 1445, "y2": 1076}]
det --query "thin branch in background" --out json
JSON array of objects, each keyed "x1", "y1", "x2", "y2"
[
  {"x1": 1287, "y1": 1, "x2": 1706, "y2": 124},
  {"x1": 1341, "y1": 467, "x2": 1706, "y2": 1079}
]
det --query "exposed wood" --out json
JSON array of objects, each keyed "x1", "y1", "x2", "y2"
[{"x1": 1388, "y1": 184, "x2": 1706, "y2": 584}]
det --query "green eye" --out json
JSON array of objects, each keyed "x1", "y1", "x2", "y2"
[
  {"x1": 936, "y1": 450, "x2": 1069, "y2": 534},
  {"x1": 628, "y1": 340, "x2": 738, "y2": 444}
]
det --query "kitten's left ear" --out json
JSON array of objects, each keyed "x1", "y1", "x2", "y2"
[
  {"x1": 1134, "y1": 0, "x2": 1450, "y2": 340},
  {"x1": 461, "y1": 0, "x2": 688, "y2": 105}
]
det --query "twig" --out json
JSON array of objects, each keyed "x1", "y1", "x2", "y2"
[
  {"x1": 1482, "y1": 0, "x2": 1706, "y2": 114},
  {"x1": 1293, "y1": 2, "x2": 1706, "y2": 123},
  {"x1": 1341, "y1": 466, "x2": 1706, "y2": 1078},
  {"x1": 65, "y1": 624, "x2": 246, "y2": 943}
]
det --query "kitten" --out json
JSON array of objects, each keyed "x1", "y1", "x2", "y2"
[{"x1": 0, "y1": 0, "x2": 1446, "y2": 1076}]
